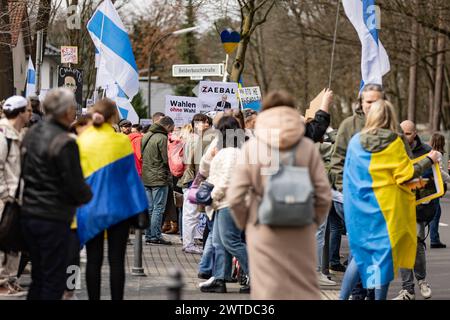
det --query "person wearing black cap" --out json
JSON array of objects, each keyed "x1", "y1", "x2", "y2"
[{"x1": 118, "y1": 119, "x2": 132, "y2": 135}]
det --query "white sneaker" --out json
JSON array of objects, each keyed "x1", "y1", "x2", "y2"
[
  {"x1": 418, "y1": 280, "x2": 432, "y2": 299},
  {"x1": 318, "y1": 273, "x2": 337, "y2": 286},
  {"x1": 393, "y1": 289, "x2": 415, "y2": 300},
  {"x1": 199, "y1": 276, "x2": 215, "y2": 288}
]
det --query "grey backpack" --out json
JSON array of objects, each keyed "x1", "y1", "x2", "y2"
[{"x1": 257, "y1": 143, "x2": 314, "y2": 227}]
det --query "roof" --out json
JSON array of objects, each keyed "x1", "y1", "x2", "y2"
[{"x1": 8, "y1": 0, "x2": 27, "y2": 47}]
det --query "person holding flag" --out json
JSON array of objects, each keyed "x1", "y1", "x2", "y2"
[
  {"x1": 339, "y1": 100, "x2": 440, "y2": 300},
  {"x1": 76, "y1": 99, "x2": 148, "y2": 300}
]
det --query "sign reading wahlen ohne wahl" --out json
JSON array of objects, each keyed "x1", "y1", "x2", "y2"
[
  {"x1": 172, "y1": 64, "x2": 224, "y2": 77},
  {"x1": 165, "y1": 95, "x2": 200, "y2": 127},
  {"x1": 57, "y1": 66, "x2": 83, "y2": 110}
]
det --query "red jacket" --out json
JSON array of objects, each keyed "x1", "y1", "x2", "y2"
[{"x1": 129, "y1": 132, "x2": 143, "y2": 176}]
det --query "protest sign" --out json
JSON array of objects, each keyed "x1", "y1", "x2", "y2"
[
  {"x1": 61, "y1": 46, "x2": 78, "y2": 64},
  {"x1": 140, "y1": 119, "x2": 152, "y2": 127},
  {"x1": 165, "y1": 95, "x2": 200, "y2": 127},
  {"x1": 58, "y1": 66, "x2": 83, "y2": 111},
  {"x1": 198, "y1": 81, "x2": 239, "y2": 113},
  {"x1": 239, "y1": 86, "x2": 262, "y2": 111},
  {"x1": 305, "y1": 89, "x2": 325, "y2": 120}
]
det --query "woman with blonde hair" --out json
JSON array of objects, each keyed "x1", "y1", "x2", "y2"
[{"x1": 340, "y1": 100, "x2": 440, "y2": 300}]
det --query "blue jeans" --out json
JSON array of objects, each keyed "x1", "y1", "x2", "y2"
[
  {"x1": 339, "y1": 258, "x2": 390, "y2": 300},
  {"x1": 430, "y1": 199, "x2": 442, "y2": 244},
  {"x1": 198, "y1": 218, "x2": 215, "y2": 275},
  {"x1": 212, "y1": 207, "x2": 248, "y2": 279},
  {"x1": 145, "y1": 186, "x2": 169, "y2": 241},
  {"x1": 316, "y1": 219, "x2": 327, "y2": 271},
  {"x1": 329, "y1": 201, "x2": 345, "y2": 266}
]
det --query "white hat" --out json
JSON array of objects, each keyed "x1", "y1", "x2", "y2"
[{"x1": 2, "y1": 96, "x2": 28, "y2": 111}]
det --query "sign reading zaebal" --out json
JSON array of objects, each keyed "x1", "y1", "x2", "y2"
[
  {"x1": 165, "y1": 95, "x2": 200, "y2": 127},
  {"x1": 198, "y1": 81, "x2": 239, "y2": 113}
]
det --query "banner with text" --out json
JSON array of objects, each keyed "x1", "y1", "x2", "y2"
[
  {"x1": 165, "y1": 95, "x2": 200, "y2": 127},
  {"x1": 239, "y1": 86, "x2": 262, "y2": 112},
  {"x1": 198, "y1": 81, "x2": 239, "y2": 113}
]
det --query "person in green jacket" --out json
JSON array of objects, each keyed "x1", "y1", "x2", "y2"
[
  {"x1": 141, "y1": 116, "x2": 175, "y2": 245},
  {"x1": 325, "y1": 84, "x2": 385, "y2": 296}
]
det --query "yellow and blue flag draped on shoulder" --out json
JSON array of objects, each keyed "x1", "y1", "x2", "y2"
[
  {"x1": 343, "y1": 133, "x2": 417, "y2": 288},
  {"x1": 76, "y1": 124, "x2": 147, "y2": 246}
]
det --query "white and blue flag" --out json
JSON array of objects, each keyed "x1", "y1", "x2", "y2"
[
  {"x1": 342, "y1": 0, "x2": 390, "y2": 88},
  {"x1": 87, "y1": 0, "x2": 139, "y2": 98},
  {"x1": 25, "y1": 58, "x2": 36, "y2": 97},
  {"x1": 105, "y1": 83, "x2": 139, "y2": 124}
]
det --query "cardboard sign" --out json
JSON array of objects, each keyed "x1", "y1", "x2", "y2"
[
  {"x1": 305, "y1": 89, "x2": 325, "y2": 120},
  {"x1": 239, "y1": 86, "x2": 262, "y2": 111},
  {"x1": 165, "y1": 95, "x2": 200, "y2": 127},
  {"x1": 408, "y1": 154, "x2": 445, "y2": 205},
  {"x1": 198, "y1": 81, "x2": 239, "y2": 113},
  {"x1": 61, "y1": 46, "x2": 78, "y2": 64},
  {"x1": 58, "y1": 66, "x2": 83, "y2": 110}
]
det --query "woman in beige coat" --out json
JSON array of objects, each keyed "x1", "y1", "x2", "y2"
[{"x1": 227, "y1": 90, "x2": 332, "y2": 300}]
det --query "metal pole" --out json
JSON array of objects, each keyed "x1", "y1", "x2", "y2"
[
  {"x1": 35, "y1": 30, "x2": 44, "y2": 96},
  {"x1": 167, "y1": 268, "x2": 184, "y2": 300},
  {"x1": 131, "y1": 229, "x2": 145, "y2": 276}
]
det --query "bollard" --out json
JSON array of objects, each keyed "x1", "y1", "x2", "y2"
[
  {"x1": 167, "y1": 267, "x2": 184, "y2": 300},
  {"x1": 131, "y1": 229, "x2": 146, "y2": 276}
]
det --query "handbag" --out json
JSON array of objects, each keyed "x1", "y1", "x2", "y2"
[
  {"x1": 195, "y1": 181, "x2": 215, "y2": 206},
  {"x1": 187, "y1": 172, "x2": 206, "y2": 204},
  {"x1": 131, "y1": 211, "x2": 150, "y2": 230},
  {"x1": 0, "y1": 199, "x2": 26, "y2": 252}
]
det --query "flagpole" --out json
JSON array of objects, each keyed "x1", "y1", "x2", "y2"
[{"x1": 328, "y1": 0, "x2": 341, "y2": 89}]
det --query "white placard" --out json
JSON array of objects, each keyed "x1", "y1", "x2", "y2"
[
  {"x1": 61, "y1": 46, "x2": 78, "y2": 64},
  {"x1": 172, "y1": 64, "x2": 224, "y2": 77},
  {"x1": 198, "y1": 81, "x2": 239, "y2": 113},
  {"x1": 165, "y1": 95, "x2": 200, "y2": 127},
  {"x1": 238, "y1": 86, "x2": 262, "y2": 111}
]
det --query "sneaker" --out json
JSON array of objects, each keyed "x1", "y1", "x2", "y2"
[
  {"x1": 430, "y1": 242, "x2": 446, "y2": 249},
  {"x1": 0, "y1": 283, "x2": 27, "y2": 297},
  {"x1": 199, "y1": 277, "x2": 216, "y2": 288},
  {"x1": 184, "y1": 246, "x2": 203, "y2": 255},
  {"x1": 418, "y1": 280, "x2": 432, "y2": 299},
  {"x1": 318, "y1": 273, "x2": 337, "y2": 286},
  {"x1": 393, "y1": 289, "x2": 415, "y2": 300},
  {"x1": 200, "y1": 279, "x2": 227, "y2": 293},
  {"x1": 146, "y1": 238, "x2": 172, "y2": 245},
  {"x1": 329, "y1": 264, "x2": 346, "y2": 274},
  {"x1": 239, "y1": 275, "x2": 250, "y2": 294}
]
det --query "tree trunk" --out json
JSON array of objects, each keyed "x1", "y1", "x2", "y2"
[
  {"x1": 427, "y1": 38, "x2": 436, "y2": 127},
  {"x1": 407, "y1": 18, "x2": 419, "y2": 122},
  {"x1": 230, "y1": 12, "x2": 254, "y2": 83},
  {"x1": 432, "y1": 32, "x2": 446, "y2": 131},
  {"x1": 0, "y1": 0, "x2": 14, "y2": 99}
]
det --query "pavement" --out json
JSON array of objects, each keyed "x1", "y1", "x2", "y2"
[{"x1": 2, "y1": 196, "x2": 449, "y2": 300}]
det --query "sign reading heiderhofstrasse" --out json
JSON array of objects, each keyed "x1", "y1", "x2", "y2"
[{"x1": 172, "y1": 64, "x2": 224, "y2": 78}]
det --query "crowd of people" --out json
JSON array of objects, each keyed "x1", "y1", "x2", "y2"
[{"x1": 0, "y1": 82, "x2": 448, "y2": 300}]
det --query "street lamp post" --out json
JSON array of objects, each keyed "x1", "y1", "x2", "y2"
[
  {"x1": 147, "y1": 26, "x2": 199, "y2": 118},
  {"x1": 132, "y1": 26, "x2": 199, "y2": 277}
]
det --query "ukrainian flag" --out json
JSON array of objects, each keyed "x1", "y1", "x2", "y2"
[
  {"x1": 343, "y1": 133, "x2": 417, "y2": 288},
  {"x1": 76, "y1": 124, "x2": 148, "y2": 246}
]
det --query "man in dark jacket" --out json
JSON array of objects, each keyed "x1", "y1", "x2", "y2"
[
  {"x1": 21, "y1": 88, "x2": 92, "y2": 300},
  {"x1": 395, "y1": 120, "x2": 434, "y2": 300},
  {"x1": 141, "y1": 116, "x2": 175, "y2": 245}
]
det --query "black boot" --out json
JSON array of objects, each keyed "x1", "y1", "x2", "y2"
[
  {"x1": 200, "y1": 279, "x2": 227, "y2": 293},
  {"x1": 239, "y1": 275, "x2": 250, "y2": 294}
]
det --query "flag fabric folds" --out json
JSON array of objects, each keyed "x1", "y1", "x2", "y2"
[
  {"x1": 87, "y1": 0, "x2": 139, "y2": 98},
  {"x1": 342, "y1": 0, "x2": 390, "y2": 87},
  {"x1": 76, "y1": 124, "x2": 148, "y2": 246},
  {"x1": 343, "y1": 134, "x2": 417, "y2": 288},
  {"x1": 105, "y1": 83, "x2": 140, "y2": 124},
  {"x1": 25, "y1": 58, "x2": 36, "y2": 98}
]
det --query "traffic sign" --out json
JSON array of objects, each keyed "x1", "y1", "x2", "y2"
[{"x1": 172, "y1": 64, "x2": 224, "y2": 78}]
